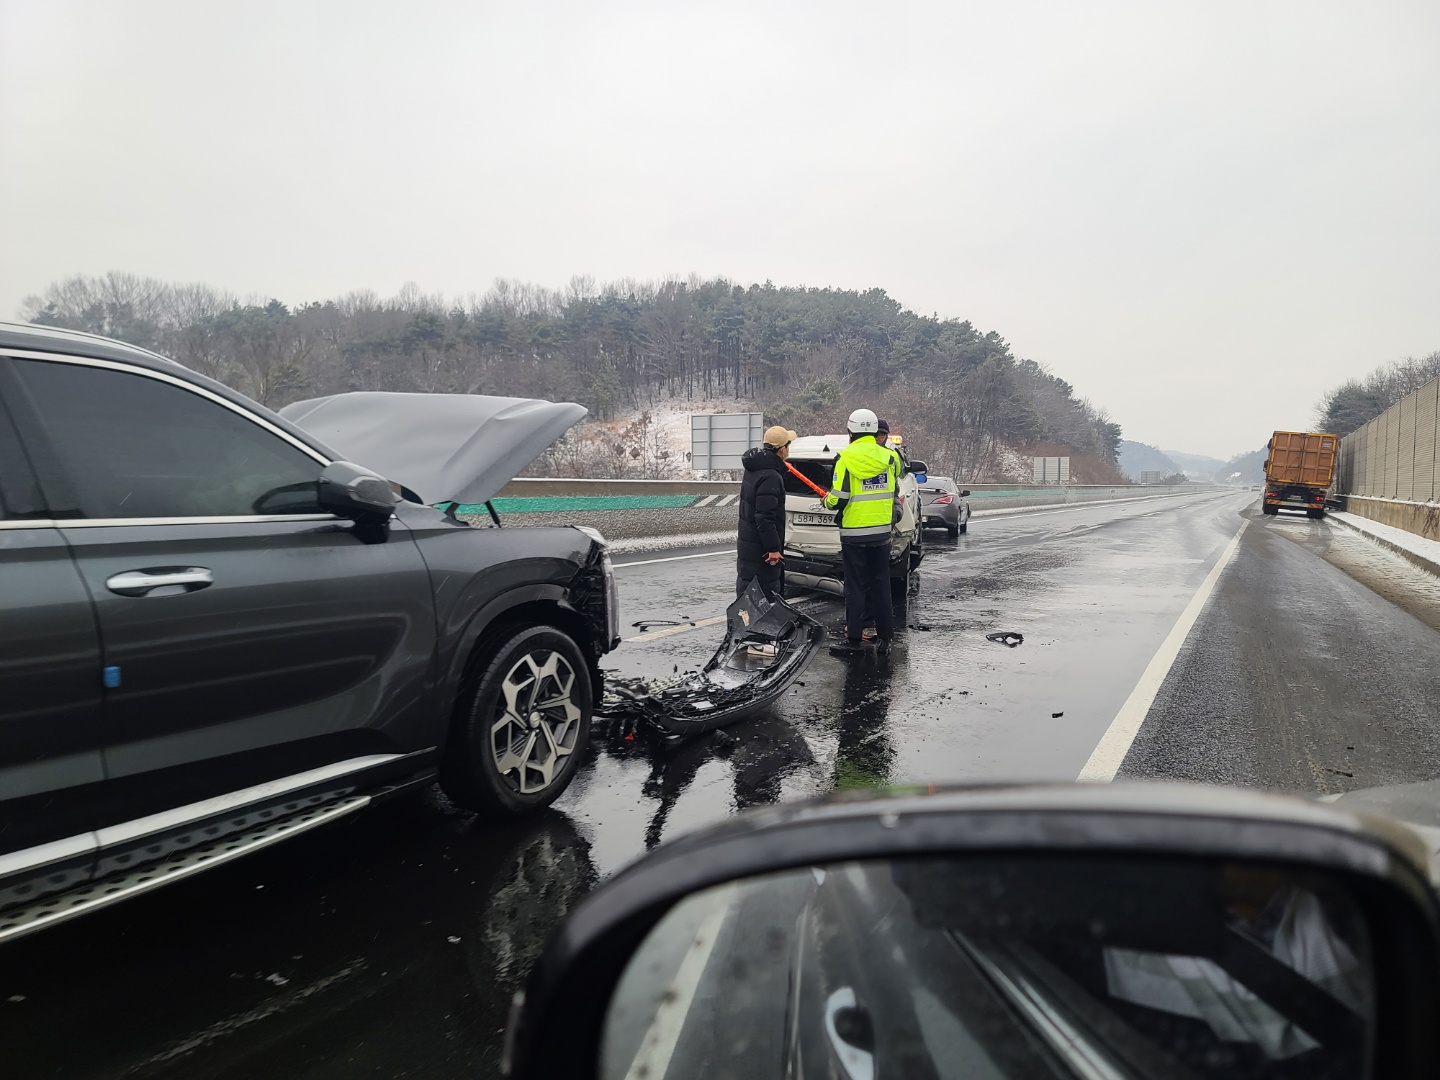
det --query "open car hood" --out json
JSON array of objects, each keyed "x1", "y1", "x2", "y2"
[{"x1": 279, "y1": 391, "x2": 587, "y2": 505}]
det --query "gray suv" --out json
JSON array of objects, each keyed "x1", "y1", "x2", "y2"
[{"x1": 0, "y1": 322, "x2": 617, "y2": 943}]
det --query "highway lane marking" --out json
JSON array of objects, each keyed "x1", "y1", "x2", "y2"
[
  {"x1": 614, "y1": 492, "x2": 1241, "y2": 565},
  {"x1": 623, "y1": 883, "x2": 737, "y2": 1080},
  {"x1": 124, "y1": 959, "x2": 369, "y2": 1072},
  {"x1": 622, "y1": 592, "x2": 822, "y2": 641},
  {"x1": 971, "y1": 489, "x2": 1236, "y2": 522},
  {"x1": 624, "y1": 614, "x2": 728, "y2": 642},
  {"x1": 615, "y1": 549, "x2": 732, "y2": 567},
  {"x1": 1078, "y1": 519, "x2": 1249, "y2": 783}
]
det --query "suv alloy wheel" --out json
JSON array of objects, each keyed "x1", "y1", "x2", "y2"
[{"x1": 441, "y1": 625, "x2": 593, "y2": 818}]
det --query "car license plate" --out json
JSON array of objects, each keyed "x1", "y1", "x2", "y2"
[{"x1": 792, "y1": 513, "x2": 834, "y2": 526}]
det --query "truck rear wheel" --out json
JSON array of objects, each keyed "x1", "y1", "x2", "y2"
[{"x1": 440, "y1": 624, "x2": 593, "y2": 820}]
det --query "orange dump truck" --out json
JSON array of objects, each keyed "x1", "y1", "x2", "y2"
[{"x1": 1262, "y1": 431, "x2": 1337, "y2": 518}]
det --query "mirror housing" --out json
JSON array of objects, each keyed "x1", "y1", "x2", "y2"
[
  {"x1": 318, "y1": 461, "x2": 398, "y2": 523},
  {"x1": 960, "y1": 488, "x2": 971, "y2": 497},
  {"x1": 503, "y1": 783, "x2": 1440, "y2": 1079},
  {"x1": 907, "y1": 461, "x2": 929, "y2": 476}
]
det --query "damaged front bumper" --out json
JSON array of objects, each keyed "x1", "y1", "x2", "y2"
[{"x1": 596, "y1": 581, "x2": 824, "y2": 738}]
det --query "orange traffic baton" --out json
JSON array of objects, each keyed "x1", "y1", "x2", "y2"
[{"x1": 785, "y1": 461, "x2": 830, "y2": 500}]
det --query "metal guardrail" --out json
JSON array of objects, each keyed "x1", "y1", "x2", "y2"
[
  {"x1": 464, "y1": 481, "x2": 1209, "y2": 527},
  {"x1": 457, "y1": 480, "x2": 1203, "y2": 541}
]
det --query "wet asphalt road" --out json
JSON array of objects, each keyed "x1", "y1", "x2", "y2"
[{"x1": 5, "y1": 489, "x2": 1440, "y2": 1077}]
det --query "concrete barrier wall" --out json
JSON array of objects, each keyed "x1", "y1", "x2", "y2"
[
  {"x1": 1335, "y1": 374, "x2": 1440, "y2": 543},
  {"x1": 1339, "y1": 494, "x2": 1440, "y2": 542},
  {"x1": 460, "y1": 479, "x2": 1210, "y2": 541}
]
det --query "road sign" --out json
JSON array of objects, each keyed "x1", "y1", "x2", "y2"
[
  {"x1": 1033, "y1": 456, "x2": 1071, "y2": 484},
  {"x1": 690, "y1": 412, "x2": 765, "y2": 471}
]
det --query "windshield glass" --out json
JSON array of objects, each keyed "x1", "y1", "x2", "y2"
[
  {"x1": 603, "y1": 856, "x2": 1373, "y2": 1080},
  {"x1": 784, "y1": 459, "x2": 834, "y2": 497}
]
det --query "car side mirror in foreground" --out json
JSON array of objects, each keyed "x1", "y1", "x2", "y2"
[
  {"x1": 907, "y1": 460, "x2": 929, "y2": 475},
  {"x1": 318, "y1": 461, "x2": 398, "y2": 523},
  {"x1": 502, "y1": 784, "x2": 1440, "y2": 1080}
]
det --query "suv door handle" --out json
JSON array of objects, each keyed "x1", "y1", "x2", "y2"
[{"x1": 105, "y1": 567, "x2": 214, "y2": 597}]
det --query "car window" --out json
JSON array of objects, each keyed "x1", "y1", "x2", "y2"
[
  {"x1": 10, "y1": 358, "x2": 325, "y2": 519},
  {"x1": 607, "y1": 857, "x2": 1376, "y2": 1080},
  {"x1": 0, "y1": 394, "x2": 45, "y2": 520},
  {"x1": 783, "y1": 459, "x2": 833, "y2": 497}
]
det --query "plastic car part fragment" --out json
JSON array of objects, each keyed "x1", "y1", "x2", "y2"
[
  {"x1": 986, "y1": 631, "x2": 1025, "y2": 648},
  {"x1": 595, "y1": 581, "x2": 823, "y2": 739}
]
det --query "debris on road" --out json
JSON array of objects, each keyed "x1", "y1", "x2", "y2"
[
  {"x1": 597, "y1": 582, "x2": 823, "y2": 740},
  {"x1": 1052, "y1": 712, "x2": 1064, "y2": 718},
  {"x1": 986, "y1": 632, "x2": 1025, "y2": 648}
]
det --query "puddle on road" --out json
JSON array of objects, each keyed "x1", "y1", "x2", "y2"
[
  {"x1": 565, "y1": 529, "x2": 1181, "y2": 874},
  {"x1": 566, "y1": 508, "x2": 1241, "y2": 874}
]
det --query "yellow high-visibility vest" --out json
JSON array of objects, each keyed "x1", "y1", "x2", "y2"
[{"x1": 823, "y1": 436, "x2": 897, "y2": 540}]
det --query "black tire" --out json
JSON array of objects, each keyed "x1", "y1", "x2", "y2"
[
  {"x1": 440, "y1": 624, "x2": 593, "y2": 820},
  {"x1": 956, "y1": 522, "x2": 967, "y2": 535},
  {"x1": 890, "y1": 543, "x2": 911, "y2": 603},
  {"x1": 1262, "y1": 504, "x2": 1278, "y2": 516},
  {"x1": 889, "y1": 576, "x2": 904, "y2": 604}
]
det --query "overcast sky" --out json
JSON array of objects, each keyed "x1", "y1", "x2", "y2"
[{"x1": 2, "y1": 0, "x2": 1436, "y2": 459}]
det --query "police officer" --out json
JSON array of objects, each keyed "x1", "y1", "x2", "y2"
[
  {"x1": 856, "y1": 418, "x2": 906, "y2": 639},
  {"x1": 824, "y1": 408, "x2": 899, "y2": 656}
]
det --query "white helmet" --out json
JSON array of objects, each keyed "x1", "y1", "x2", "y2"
[{"x1": 847, "y1": 408, "x2": 879, "y2": 434}]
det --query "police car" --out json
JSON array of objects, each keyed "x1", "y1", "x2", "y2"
[{"x1": 780, "y1": 433, "x2": 925, "y2": 600}]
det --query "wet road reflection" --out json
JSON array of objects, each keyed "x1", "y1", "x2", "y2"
[
  {"x1": 7, "y1": 490, "x2": 1306, "y2": 1079},
  {"x1": 833, "y1": 650, "x2": 896, "y2": 790},
  {"x1": 617, "y1": 711, "x2": 819, "y2": 850},
  {"x1": 0, "y1": 792, "x2": 596, "y2": 1078}
]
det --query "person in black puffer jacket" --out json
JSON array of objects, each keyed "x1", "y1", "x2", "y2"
[{"x1": 736, "y1": 425, "x2": 797, "y2": 599}]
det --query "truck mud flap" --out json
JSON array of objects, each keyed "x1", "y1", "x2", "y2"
[{"x1": 596, "y1": 581, "x2": 823, "y2": 739}]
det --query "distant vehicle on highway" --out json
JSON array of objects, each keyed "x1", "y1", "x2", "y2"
[
  {"x1": 918, "y1": 475, "x2": 972, "y2": 537},
  {"x1": 0, "y1": 321, "x2": 618, "y2": 945},
  {"x1": 781, "y1": 433, "x2": 925, "y2": 600},
  {"x1": 1262, "y1": 431, "x2": 1337, "y2": 518}
]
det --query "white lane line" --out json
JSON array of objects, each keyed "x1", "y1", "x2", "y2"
[
  {"x1": 971, "y1": 489, "x2": 1236, "y2": 521},
  {"x1": 623, "y1": 592, "x2": 821, "y2": 642},
  {"x1": 615, "y1": 549, "x2": 732, "y2": 568},
  {"x1": 624, "y1": 614, "x2": 728, "y2": 642},
  {"x1": 1078, "y1": 520, "x2": 1249, "y2": 782},
  {"x1": 623, "y1": 883, "x2": 737, "y2": 1080}
]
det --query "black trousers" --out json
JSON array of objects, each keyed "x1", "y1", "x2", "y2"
[
  {"x1": 736, "y1": 560, "x2": 784, "y2": 600},
  {"x1": 841, "y1": 541, "x2": 893, "y2": 643}
]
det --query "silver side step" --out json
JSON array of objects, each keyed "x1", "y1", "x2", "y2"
[{"x1": 0, "y1": 794, "x2": 369, "y2": 946}]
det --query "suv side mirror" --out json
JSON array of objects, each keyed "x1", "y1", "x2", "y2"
[
  {"x1": 318, "y1": 461, "x2": 397, "y2": 523},
  {"x1": 907, "y1": 461, "x2": 929, "y2": 476},
  {"x1": 503, "y1": 784, "x2": 1440, "y2": 1079}
]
